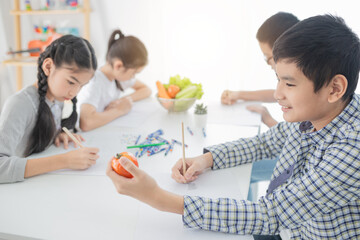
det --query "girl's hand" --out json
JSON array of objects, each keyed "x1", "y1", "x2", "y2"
[
  {"x1": 221, "y1": 90, "x2": 238, "y2": 105},
  {"x1": 105, "y1": 97, "x2": 133, "y2": 114},
  {"x1": 106, "y1": 157, "x2": 159, "y2": 204},
  {"x1": 246, "y1": 104, "x2": 278, "y2": 128},
  {"x1": 105, "y1": 99, "x2": 121, "y2": 110},
  {"x1": 54, "y1": 132, "x2": 85, "y2": 149},
  {"x1": 171, "y1": 152, "x2": 213, "y2": 184},
  {"x1": 63, "y1": 147, "x2": 99, "y2": 169}
]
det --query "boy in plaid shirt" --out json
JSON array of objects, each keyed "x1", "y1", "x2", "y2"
[{"x1": 107, "y1": 15, "x2": 360, "y2": 240}]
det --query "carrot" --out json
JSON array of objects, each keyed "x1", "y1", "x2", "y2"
[
  {"x1": 167, "y1": 84, "x2": 180, "y2": 98},
  {"x1": 156, "y1": 81, "x2": 171, "y2": 99}
]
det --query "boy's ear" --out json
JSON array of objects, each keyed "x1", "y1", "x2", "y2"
[
  {"x1": 328, "y1": 74, "x2": 348, "y2": 103},
  {"x1": 42, "y1": 58, "x2": 54, "y2": 76},
  {"x1": 113, "y1": 60, "x2": 124, "y2": 70}
]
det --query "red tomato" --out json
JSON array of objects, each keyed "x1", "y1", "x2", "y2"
[{"x1": 111, "y1": 152, "x2": 139, "y2": 178}]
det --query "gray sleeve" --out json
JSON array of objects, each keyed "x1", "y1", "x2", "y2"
[{"x1": 0, "y1": 94, "x2": 35, "y2": 183}]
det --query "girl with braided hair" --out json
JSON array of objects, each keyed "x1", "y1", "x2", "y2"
[
  {"x1": 77, "y1": 29, "x2": 151, "y2": 131},
  {"x1": 0, "y1": 35, "x2": 99, "y2": 183}
]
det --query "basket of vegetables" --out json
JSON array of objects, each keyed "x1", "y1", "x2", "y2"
[{"x1": 156, "y1": 75, "x2": 203, "y2": 112}]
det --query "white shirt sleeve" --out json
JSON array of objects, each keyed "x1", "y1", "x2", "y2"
[
  {"x1": 119, "y1": 78, "x2": 136, "y2": 90},
  {"x1": 77, "y1": 75, "x2": 103, "y2": 110}
]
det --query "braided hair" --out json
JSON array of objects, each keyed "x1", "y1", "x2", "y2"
[
  {"x1": 106, "y1": 29, "x2": 148, "y2": 91},
  {"x1": 25, "y1": 35, "x2": 97, "y2": 156}
]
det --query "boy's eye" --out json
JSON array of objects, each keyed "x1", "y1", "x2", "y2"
[
  {"x1": 286, "y1": 83, "x2": 295, "y2": 87},
  {"x1": 67, "y1": 80, "x2": 75, "y2": 85}
]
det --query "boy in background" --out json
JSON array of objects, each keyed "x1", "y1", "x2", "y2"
[
  {"x1": 221, "y1": 12, "x2": 299, "y2": 128},
  {"x1": 224, "y1": 12, "x2": 300, "y2": 201}
]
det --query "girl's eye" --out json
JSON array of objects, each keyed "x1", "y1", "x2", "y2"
[
  {"x1": 67, "y1": 80, "x2": 75, "y2": 85},
  {"x1": 286, "y1": 83, "x2": 295, "y2": 87}
]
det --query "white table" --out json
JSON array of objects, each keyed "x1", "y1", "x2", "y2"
[{"x1": 0, "y1": 98, "x2": 260, "y2": 240}]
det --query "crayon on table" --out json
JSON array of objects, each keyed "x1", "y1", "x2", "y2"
[
  {"x1": 148, "y1": 148, "x2": 166, "y2": 156},
  {"x1": 147, "y1": 129, "x2": 164, "y2": 138},
  {"x1": 171, "y1": 139, "x2": 188, "y2": 148},
  {"x1": 186, "y1": 126, "x2": 194, "y2": 136},
  {"x1": 135, "y1": 135, "x2": 141, "y2": 145},
  {"x1": 202, "y1": 128, "x2": 206, "y2": 138},
  {"x1": 164, "y1": 143, "x2": 174, "y2": 156},
  {"x1": 155, "y1": 136, "x2": 170, "y2": 145}
]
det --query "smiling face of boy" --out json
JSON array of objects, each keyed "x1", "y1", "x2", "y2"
[{"x1": 274, "y1": 60, "x2": 348, "y2": 131}]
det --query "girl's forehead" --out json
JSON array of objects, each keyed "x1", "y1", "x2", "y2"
[
  {"x1": 57, "y1": 64, "x2": 92, "y2": 74},
  {"x1": 54, "y1": 65, "x2": 94, "y2": 81}
]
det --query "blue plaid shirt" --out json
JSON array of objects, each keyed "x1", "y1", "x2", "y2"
[{"x1": 183, "y1": 95, "x2": 360, "y2": 239}]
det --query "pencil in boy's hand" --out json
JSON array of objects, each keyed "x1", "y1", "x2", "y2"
[
  {"x1": 62, "y1": 127, "x2": 84, "y2": 148},
  {"x1": 181, "y1": 122, "x2": 186, "y2": 176}
]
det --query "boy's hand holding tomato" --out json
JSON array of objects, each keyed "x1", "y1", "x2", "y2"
[
  {"x1": 111, "y1": 152, "x2": 139, "y2": 178},
  {"x1": 107, "y1": 154, "x2": 186, "y2": 214},
  {"x1": 107, "y1": 157, "x2": 163, "y2": 207}
]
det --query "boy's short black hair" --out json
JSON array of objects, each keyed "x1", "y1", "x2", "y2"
[
  {"x1": 256, "y1": 12, "x2": 299, "y2": 47},
  {"x1": 273, "y1": 15, "x2": 360, "y2": 101}
]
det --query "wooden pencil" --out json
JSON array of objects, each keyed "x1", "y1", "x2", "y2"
[
  {"x1": 181, "y1": 122, "x2": 186, "y2": 176},
  {"x1": 62, "y1": 127, "x2": 84, "y2": 148}
]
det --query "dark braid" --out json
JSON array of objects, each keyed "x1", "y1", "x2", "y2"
[
  {"x1": 25, "y1": 45, "x2": 57, "y2": 156},
  {"x1": 25, "y1": 35, "x2": 97, "y2": 156}
]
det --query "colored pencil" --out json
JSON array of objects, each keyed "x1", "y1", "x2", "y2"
[{"x1": 126, "y1": 142, "x2": 166, "y2": 149}]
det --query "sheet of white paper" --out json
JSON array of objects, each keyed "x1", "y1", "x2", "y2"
[
  {"x1": 29, "y1": 127, "x2": 142, "y2": 176},
  {"x1": 134, "y1": 169, "x2": 253, "y2": 240},
  {"x1": 207, "y1": 101, "x2": 261, "y2": 126},
  {"x1": 108, "y1": 98, "x2": 162, "y2": 128}
]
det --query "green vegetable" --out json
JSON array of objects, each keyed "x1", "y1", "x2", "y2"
[
  {"x1": 167, "y1": 75, "x2": 192, "y2": 90},
  {"x1": 163, "y1": 74, "x2": 204, "y2": 100},
  {"x1": 175, "y1": 85, "x2": 203, "y2": 99}
]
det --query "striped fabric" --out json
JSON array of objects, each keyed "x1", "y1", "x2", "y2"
[{"x1": 182, "y1": 94, "x2": 360, "y2": 239}]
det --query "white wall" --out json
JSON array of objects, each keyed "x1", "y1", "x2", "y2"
[{"x1": 1, "y1": 0, "x2": 359, "y2": 117}]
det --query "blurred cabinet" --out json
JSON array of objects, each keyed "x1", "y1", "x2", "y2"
[{"x1": 2, "y1": 0, "x2": 91, "y2": 91}]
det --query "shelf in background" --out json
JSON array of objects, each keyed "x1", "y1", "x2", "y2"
[
  {"x1": 2, "y1": 56, "x2": 38, "y2": 66},
  {"x1": 7, "y1": 0, "x2": 91, "y2": 91},
  {"x1": 10, "y1": 9, "x2": 88, "y2": 15}
]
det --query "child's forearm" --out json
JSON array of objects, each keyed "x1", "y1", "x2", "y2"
[
  {"x1": 237, "y1": 90, "x2": 276, "y2": 102},
  {"x1": 263, "y1": 116, "x2": 278, "y2": 128},
  {"x1": 24, "y1": 154, "x2": 67, "y2": 178},
  {"x1": 128, "y1": 86, "x2": 152, "y2": 102},
  {"x1": 80, "y1": 109, "x2": 125, "y2": 131},
  {"x1": 150, "y1": 187, "x2": 184, "y2": 214}
]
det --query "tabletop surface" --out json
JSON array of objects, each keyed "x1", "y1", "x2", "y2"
[{"x1": 0, "y1": 98, "x2": 260, "y2": 240}]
